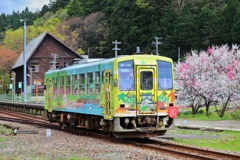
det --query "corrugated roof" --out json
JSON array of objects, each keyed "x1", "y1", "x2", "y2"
[{"x1": 12, "y1": 31, "x2": 83, "y2": 69}]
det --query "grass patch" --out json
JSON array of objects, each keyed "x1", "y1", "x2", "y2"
[
  {"x1": 176, "y1": 129, "x2": 207, "y2": 135},
  {"x1": 177, "y1": 107, "x2": 240, "y2": 120},
  {"x1": 174, "y1": 105, "x2": 240, "y2": 153},
  {"x1": 173, "y1": 130, "x2": 240, "y2": 152},
  {"x1": 0, "y1": 125, "x2": 13, "y2": 135}
]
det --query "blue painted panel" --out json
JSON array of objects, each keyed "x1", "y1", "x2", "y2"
[{"x1": 53, "y1": 103, "x2": 103, "y2": 116}]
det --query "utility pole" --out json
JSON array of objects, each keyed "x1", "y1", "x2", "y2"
[
  {"x1": 28, "y1": 67, "x2": 33, "y2": 99},
  {"x1": 87, "y1": 48, "x2": 90, "y2": 59},
  {"x1": 1, "y1": 76, "x2": 4, "y2": 94},
  {"x1": 20, "y1": 19, "x2": 27, "y2": 102},
  {"x1": 178, "y1": 46, "x2": 180, "y2": 63},
  {"x1": 152, "y1": 36, "x2": 162, "y2": 56},
  {"x1": 112, "y1": 40, "x2": 121, "y2": 57},
  {"x1": 11, "y1": 72, "x2": 16, "y2": 101}
]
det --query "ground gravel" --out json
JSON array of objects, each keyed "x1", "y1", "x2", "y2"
[{"x1": 0, "y1": 121, "x2": 177, "y2": 160}]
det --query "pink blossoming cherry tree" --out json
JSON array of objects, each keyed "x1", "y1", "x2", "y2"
[{"x1": 175, "y1": 45, "x2": 240, "y2": 117}]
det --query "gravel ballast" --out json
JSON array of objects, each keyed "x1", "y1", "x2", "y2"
[{"x1": 0, "y1": 121, "x2": 176, "y2": 160}]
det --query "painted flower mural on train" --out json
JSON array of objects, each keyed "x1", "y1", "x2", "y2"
[
  {"x1": 157, "y1": 91, "x2": 176, "y2": 110},
  {"x1": 118, "y1": 92, "x2": 136, "y2": 110},
  {"x1": 139, "y1": 93, "x2": 154, "y2": 112}
]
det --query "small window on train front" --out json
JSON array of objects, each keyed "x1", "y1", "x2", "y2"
[
  {"x1": 157, "y1": 60, "x2": 173, "y2": 90},
  {"x1": 140, "y1": 71, "x2": 153, "y2": 90},
  {"x1": 118, "y1": 61, "x2": 134, "y2": 91}
]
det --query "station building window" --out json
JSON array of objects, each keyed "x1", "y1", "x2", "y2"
[{"x1": 30, "y1": 63, "x2": 39, "y2": 72}]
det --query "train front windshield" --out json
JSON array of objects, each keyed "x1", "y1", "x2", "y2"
[
  {"x1": 118, "y1": 60, "x2": 173, "y2": 91},
  {"x1": 118, "y1": 61, "x2": 134, "y2": 91},
  {"x1": 157, "y1": 60, "x2": 173, "y2": 90}
]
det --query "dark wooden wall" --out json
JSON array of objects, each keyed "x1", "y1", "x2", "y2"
[{"x1": 14, "y1": 34, "x2": 82, "y2": 94}]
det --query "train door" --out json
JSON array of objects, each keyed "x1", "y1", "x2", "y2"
[
  {"x1": 136, "y1": 65, "x2": 157, "y2": 115},
  {"x1": 103, "y1": 70, "x2": 112, "y2": 119}
]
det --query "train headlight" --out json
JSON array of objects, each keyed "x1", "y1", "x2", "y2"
[
  {"x1": 119, "y1": 103, "x2": 131, "y2": 108},
  {"x1": 120, "y1": 104, "x2": 125, "y2": 108},
  {"x1": 125, "y1": 103, "x2": 131, "y2": 108}
]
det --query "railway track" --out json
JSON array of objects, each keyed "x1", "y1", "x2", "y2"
[
  {"x1": 0, "y1": 109, "x2": 46, "y2": 122},
  {"x1": 1, "y1": 109, "x2": 240, "y2": 159},
  {"x1": 126, "y1": 138, "x2": 240, "y2": 160},
  {"x1": 0, "y1": 109, "x2": 59, "y2": 134}
]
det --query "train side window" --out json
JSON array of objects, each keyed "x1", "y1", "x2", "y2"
[
  {"x1": 66, "y1": 76, "x2": 71, "y2": 94},
  {"x1": 72, "y1": 74, "x2": 78, "y2": 94},
  {"x1": 95, "y1": 71, "x2": 100, "y2": 94},
  {"x1": 87, "y1": 72, "x2": 93, "y2": 94},
  {"x1": 79, "y1": 74, "x2": 85, "y2": 94},
  {"x1": 53, "y1": 77, "x2": 58, "y2": 94},
  {"x1": 60, "y1": 76, "x2": 65, "y2": 94}
]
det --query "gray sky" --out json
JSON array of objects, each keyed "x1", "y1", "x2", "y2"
[{"x1": 0, "y1": 0, "x2": 49, "y2": 14}]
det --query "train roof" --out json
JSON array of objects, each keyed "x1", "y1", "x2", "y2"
[
  {"x1": 45, "y1": 54, "x2": 173, "y2": 74},
  {"x1": 73, "y1": 58, "x2": 105, "y2": 65}
]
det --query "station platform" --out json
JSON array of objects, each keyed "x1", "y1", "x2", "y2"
[{"x1": 174, "y1": 119, "x2": 240, "y2": 132}]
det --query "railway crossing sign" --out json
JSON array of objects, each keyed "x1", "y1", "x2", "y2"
[{"x1": 34, "y1": 79, "x2": 41, "y2": 85}]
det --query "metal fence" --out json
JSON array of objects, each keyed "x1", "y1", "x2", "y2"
[{"x1": 0, "y1": 93, "x2": 44, "y2": 103}]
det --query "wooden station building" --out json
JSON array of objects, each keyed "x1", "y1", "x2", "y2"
[{"x1": 12, "y1": 32, "x2": 84, "y2": 94}]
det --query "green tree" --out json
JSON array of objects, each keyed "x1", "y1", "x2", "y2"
[
  {"x1": 224, "y1": 0, "x2": 240, "y2": 44},
  {"x1": 103, "y1": 0, "x2": 152, "y2": 56},
  {"x1": 41, "y1": 5, "x2": 49, "y2": 16},
  {"x1": 38, "y1": 17, "x2": 64, "y2": 41},
  {"x1": 67, "y1": 0, "x2": 84, "y2": 18},
  {"x1": 81, "y1": 0, "x2": 102, "y2": 16},
  {"x1": 4, "y1": 29, "x2": 23, "y2": 52},
  {"x1": 48, "y1": 0, "x2": 70, "y2": 13},
  {"x1": 212, "y1": 0, "x2": 239, "y2": 45}
]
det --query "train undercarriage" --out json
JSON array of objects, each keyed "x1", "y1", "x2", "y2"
[{"x1": 47, "y1": 111, "x2": 175, "y2": 138}]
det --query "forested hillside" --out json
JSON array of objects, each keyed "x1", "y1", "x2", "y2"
[{"x1": 1, "y1": 0, "x2": 240, "y2": 62}]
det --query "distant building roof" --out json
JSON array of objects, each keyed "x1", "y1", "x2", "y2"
[{"x1": 12, "y1": 31, "x2": 83, "y2": 69}]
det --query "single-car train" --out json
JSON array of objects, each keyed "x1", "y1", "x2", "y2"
[{"x1": 44, "y1": 54, "x2": 178, "y2": 138}]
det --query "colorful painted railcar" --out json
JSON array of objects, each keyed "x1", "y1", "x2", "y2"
[{"x1": 44, "y1": 55, "x2": 178, "y2": 138}]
